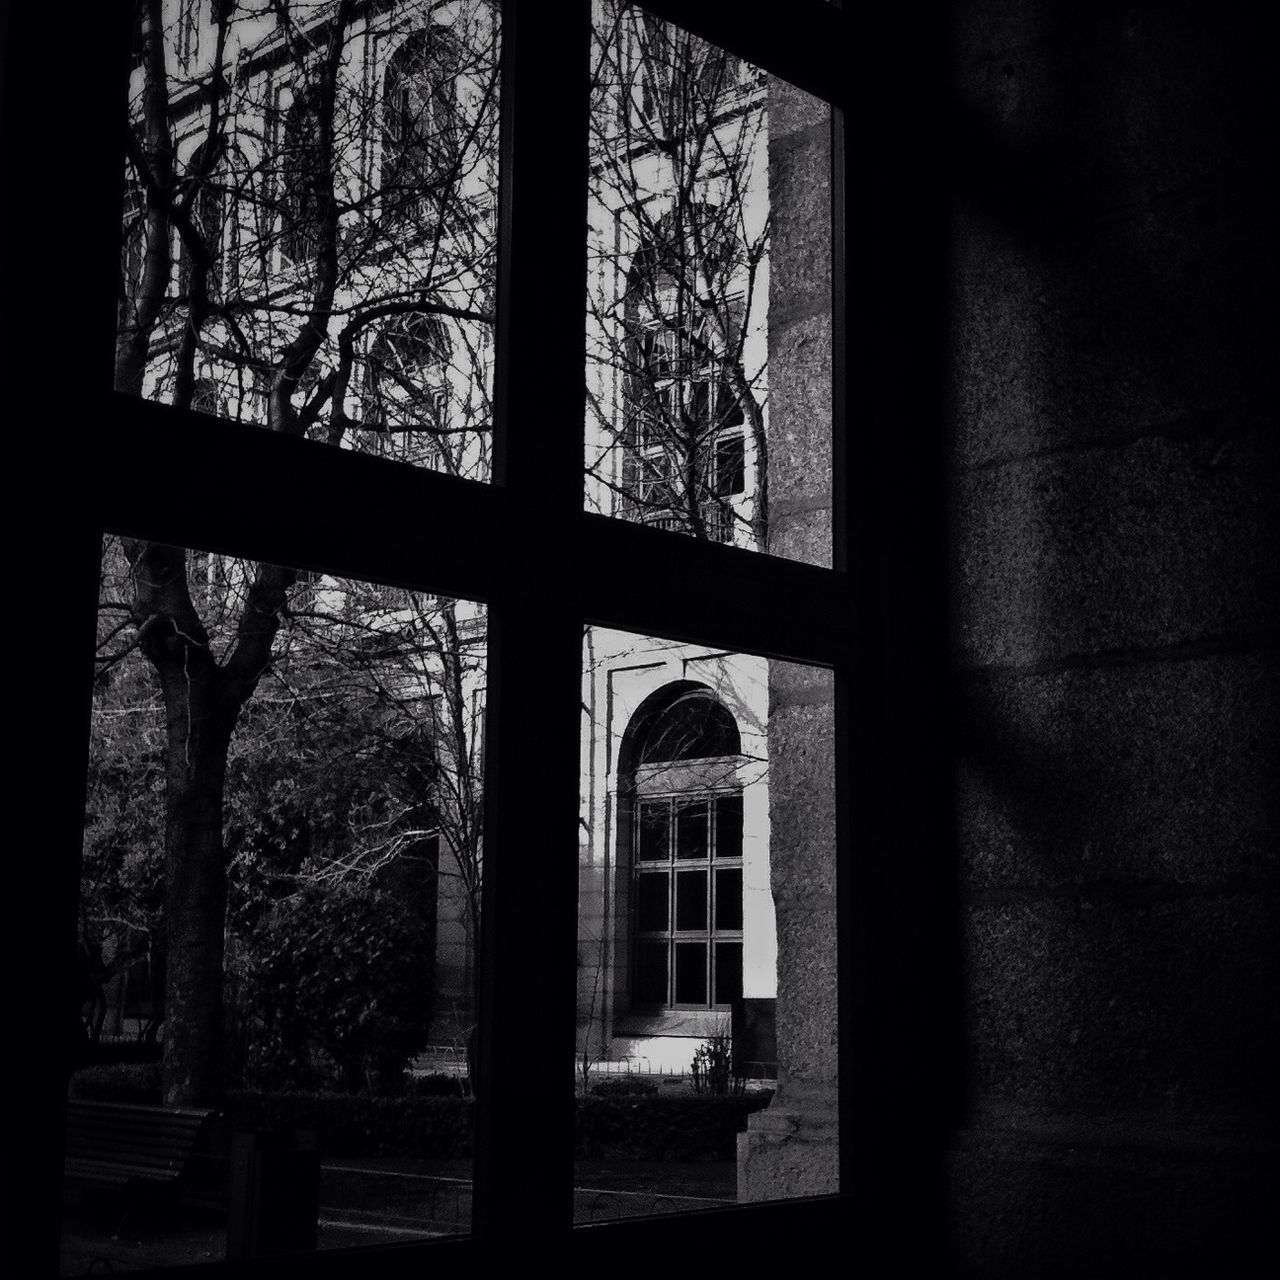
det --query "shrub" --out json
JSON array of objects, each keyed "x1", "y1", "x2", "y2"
[
  {"x1": 68, "y1": 1061, "x2": 162, "y2": 1103},
  {"x1": 406, "y1": 1072, "x2": 469, "y2": 1098},
  {"x1": 691, "y1": 1032, "x2": 743, "y2": 1095},
  {"x1": 575, "y1": 1092, "x2": 773, "y2": 1161},
  {"x1": 226, "y1": 1089, "x2": 474, "y2": 1158},
  {"x1": 231, "y1": 882, "x2": 435, "y2": 1096},
  {"x1": 590, "y1": 1076, "x2": 659, "y2": 1098}
]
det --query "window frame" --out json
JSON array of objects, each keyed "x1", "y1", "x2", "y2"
[{"x1": 17, "y1": 0, "x2": 954, "y2": 1266}]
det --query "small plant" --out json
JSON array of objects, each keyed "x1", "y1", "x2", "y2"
[{"x1": 691, "y1": 1032, "x2": 742, "y2": 1096}]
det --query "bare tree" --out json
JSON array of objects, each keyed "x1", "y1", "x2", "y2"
[
  {"x1": 101, "y1": 0, "x2": 770, "y2": 1107},
  {"x1": 111, "y1": 0, "x2": 497, "y2": 1105},
  {"x1": 586, "y1": 2, "x2": 770, "y2": 547}
]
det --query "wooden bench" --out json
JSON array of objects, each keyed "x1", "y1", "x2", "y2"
[{"x1": 64, "y1": 1100, "x2": 222, "y2": 1205}]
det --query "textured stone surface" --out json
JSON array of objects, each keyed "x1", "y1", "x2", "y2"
[
  {"x1": 952, "y1": 425, "x2": 1278, "y2": 667},
  {"x1": 964, "y1": 893, "x2": 1278, "y2": 1109},
  {"x1": 937, "y1": 5, "x2": 1277, "y2": 1274},
  {"x1": 958, "y1": 651, "x2": 1279, "y2": 888}
]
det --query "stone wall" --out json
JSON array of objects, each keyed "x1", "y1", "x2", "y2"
[{"x1": 947, "y1": 4, "x2": 1277, "y2": 1273}]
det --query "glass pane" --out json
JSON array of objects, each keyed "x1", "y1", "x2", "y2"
[
  {"x1": 714, "y1": 942, "x2": 744, "y2": 1005},
  {"x1": 675, "y1": 870, "x2": 708, "y2": 931},
  {"x1": 636, "y1": 872, "x2": 669, "y2": 931},
  {"x1": 675, "y1": 943, "x2": 708, "y2": 1004},
  {"x1": 118, "y1": 1, "x2": 499, "y2": 480},
  {"x1": 715, "y1": 793, "x2": 743, "y2": 860},
  {"x1": 634, "y1": 942, "x2": 669, "y2": 1006},
  {"x1": 65, "y1": 536, "x2": 482, "y2": 1269},
  {"x1": 636, "y1": 799, "x2": 670, "y2": 860},
  {"x1": 675, "y1": 797, "x2": 709, "y2": 859},
  {"x1": 715, "y1": 868, "x2": 743, "y2": 931},
  {"x1": 578, "y1": 628, "x2": 837, "y2": 1223},
  {"x1": 584, "y1": 0, "x2": 834, "y2": 566}
]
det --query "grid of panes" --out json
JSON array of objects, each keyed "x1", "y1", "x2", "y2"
[
  {"x1": 39, "y1": 0, "x2": 854, "y2": 1262},
  {"x1": 634, "y1": 791, "x2": 744, "y2": 1007}
]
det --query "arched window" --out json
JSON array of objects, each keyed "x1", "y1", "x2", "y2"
[
  {"x1": 623, "y1": 205, "x2": 746, "y2": 540},
  {"x1": 281, "y1": 96, "x2": 323, "y2": 266},
  {"x1": 361, "y1": 312, "x2": 452, "y2": 462},
  {"x1": 380, "y1": 28, "x2": 461, "y2": 227},
  {"x1": 624, "y1": 685, "x2": 744, "y2": 1010},
  {"x1": 633, "y1": 13, "x2": 742, "y2": 131}
]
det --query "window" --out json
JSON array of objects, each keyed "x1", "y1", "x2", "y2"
[
  {"x1": 280, "y1": 95, "x2": 322, "y2": 267},
  {"x1": 40, "y1": 0, "x2": 862, "y2": 1261},
  {"x1": 633, "y1": 791, "x2": 743, "y2": 1006},
  {"x1": 622, "y1": 209, "x2": 748, "y2": 541},
  {"x1": 627, "y1": 687, "x2": 744, "y2": 1010},
  {"x1": 380, "y1": 27, "x2": 461, "y2": 228},
  {"x1": 360, "y1": 311, "x2": 454, "y2": 467}
]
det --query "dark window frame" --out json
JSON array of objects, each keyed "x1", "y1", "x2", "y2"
[{"x1": 19, "y1": 0, "x2": 956, "y2": 1266}]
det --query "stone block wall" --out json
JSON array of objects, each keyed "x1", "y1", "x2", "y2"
[{"x1": 946, "y1": 4, "x2": 1277, "y2": 1273}]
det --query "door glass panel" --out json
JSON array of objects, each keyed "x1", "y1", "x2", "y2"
[
  {"x1": 64, "y1": 536, "x2": 483, "y2": 1270},
  {"x1": 117, "y1": 0, "x2": 499, "y2": 480}
]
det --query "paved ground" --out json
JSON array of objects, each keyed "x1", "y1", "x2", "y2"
[{"x1": 59, "y1": 1160, "x2": 736, "y2": 1272}]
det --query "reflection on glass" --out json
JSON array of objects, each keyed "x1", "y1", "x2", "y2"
[
  {"x1": 63, "y1": 536, "x2": 484, "y2": 1271},
  {"x1": 576, "y1": 627, "x2": 838, "y2": 1224},
  {"x1": 585, "y1": 1, "x2": 833, "y2": 566},
  {"x1": 118, "y1": 0, "x2": 499, "y2": 479}
]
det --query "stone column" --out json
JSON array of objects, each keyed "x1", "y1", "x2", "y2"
[{"x1": 738, "y1": 77, "x2": 839, "y2": 1201}]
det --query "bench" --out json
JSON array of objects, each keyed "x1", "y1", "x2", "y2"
[{"x1": 64, "y1": 1100, "x2": 222, "y2": 1205}]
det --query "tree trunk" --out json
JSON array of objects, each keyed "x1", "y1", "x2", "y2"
[{"x1": 154, "y1": 646, "x2": 235, "y2": 1107}]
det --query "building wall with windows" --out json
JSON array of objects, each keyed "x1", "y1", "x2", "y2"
[{"x1": 124, "y1": 0, "x2": 782, "y2": 1071}]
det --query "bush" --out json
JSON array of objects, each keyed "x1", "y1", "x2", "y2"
[
  {"x1": 219, "y1": 1086, "x2": 770, "y2": 1162},
  {"x1": 590, "y1": 1076, "x2": 659, "y2": 1098},
  {"x1": 406, "y1": 1072, "x2": 469, "y2": 1098},
  {"x1": 226, "y1": 1089, "x2": 474, "y2": 1158},
  {"x1": 68, "y1": 1061, "x2": 162, "y2": 1103},
  {"x1": 691, "y1": 1033, "x2": 743, "y2": 1095},
  {"x1": 231, "y1": 882, "x2": 435, "y2": 1096},
  {"x1": 575, "y1": 1092, "x2": 773, "y2": 1161}
]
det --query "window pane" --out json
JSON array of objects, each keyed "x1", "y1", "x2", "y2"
[
  {"x1": 675, "y1": 943, "x2": 708, "y2": 1004},
  {"x1": 634, "y1": 942, "x2": 669, "y2": 1006},
  {"x1": 714, "y1": 942, "x2": 744, "y2": 1005},
  {"x1": 584, "y1": 0, "x2": 834, "y2": 566},
  {"x1": 715, "y1": 867, "x2": 743, "y2": 931},
  {"x1": 675, "y1": 797, "x2": 709, "y2": 859},
  {"x1": 118, "y1": 1, "x2": 499, "y2": 480},
  {"x1": 636, "y1": 872, "x2": 669, "y2": 932},
  {"x1": 675, "y1": 869, "x2": 708, "y2": 931},
  {"x1": 636, "y1": 799, "x2": 669, "y2": 860},
  {"x1": 715, "y1": 793, "x2": 743, "y2": 860},
  {"x1": 577, "y1": 628, "x2": 837, "y2": 1222},
  {"x1": 65, "y1": 537, "x2": 483, "y2": 1267}
]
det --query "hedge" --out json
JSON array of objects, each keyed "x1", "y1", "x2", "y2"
[
  {"x1": 575, "y1": 1092, "x2": 773, "y2": 1161},
  {"x1": 65, "y1": 1069, "x2": 774, "y2": 1162}
]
